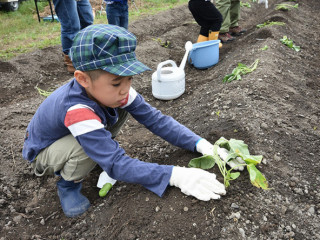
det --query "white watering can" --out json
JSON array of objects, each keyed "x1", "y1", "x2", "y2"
[{"x1": 152, "y1": 41, "x2": 193, "y2": 100}]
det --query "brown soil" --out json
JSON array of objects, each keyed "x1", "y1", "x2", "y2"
[{"x1": 1, "y1": 0, "x2": 320, "y2": 239}]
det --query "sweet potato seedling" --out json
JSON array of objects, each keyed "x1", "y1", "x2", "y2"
[
  {"x1": 36, "y1": 86, "x2": 53, "y2": 97},
  {"x1": 280, "y1": 36, "x2": 300, "y2": 52},
  {"x1": 152, "y1": 38, "x2": 171, "y2": 48},
  {"x1": 256, "y1": 21, "x2": 285, "y2": 28},
  {"x1": 223, "y1": 59, "x2": 259, "y2": 83},
  {"x1": 275, "y1": 3, "x2": 298, "y2": 11},
  {"x1": 260, "y1": 45, "x2": 268, "y2": 51},
  {"x1": 240, "y1": 2, "x2": 251, "y2": 8},
  {"x1": 188, "y1": 137, "x2": 269, "y2": 189}
]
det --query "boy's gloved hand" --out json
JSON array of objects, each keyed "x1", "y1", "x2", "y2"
[
  {"x1": 196, "y1": 139, "x2": 245, "y2": 171},
  {"x1": 169, "y1": 166, "x2": 226, "y2": 201},
  {"x1": 97, "y1": 171, "x2": 117, "y2": 197}
]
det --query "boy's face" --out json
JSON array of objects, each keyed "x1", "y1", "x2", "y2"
[{"x1": 75, "y1": 70, "x2": 132, "y2": 108}]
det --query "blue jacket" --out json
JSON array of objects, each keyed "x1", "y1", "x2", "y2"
[{"x1": 22, "y1": 79, "x2": 201, "y2": 196}]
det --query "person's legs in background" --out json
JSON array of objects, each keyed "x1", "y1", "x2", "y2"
[
  {"x1": 77, "y1": 0, "x2": 94, "y2": 30},
  {"x1": 53, "y1": 0, "x2": 93, "y2": 74},
  {"x1": 106, "y1": 3, "x2": 120, "y2": 27},
  {"x1": 215, "y1": 0, "x2": 235, "y2": 43},
  {"x1": 119, "y1": 3, "x2": 129, "y2": 29},
  {"x1": 189, "y1": 0, "x2": 222, "y2": 43},
  {"x1": 106, "y1": 2, "x2": 129, "y2": 29},
  {"x1": 228, "y1": 0, "x2": 246, "y2": 36}
]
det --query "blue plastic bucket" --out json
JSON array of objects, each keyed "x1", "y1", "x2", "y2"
[{"x1": 188, "y1": 40, "x2": 220, "y2": 69}]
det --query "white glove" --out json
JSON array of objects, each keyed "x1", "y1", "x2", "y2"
[
  {"x1": 97, "y1": 171, "x2": 117, "y2": 188},
  {"x1": 258, "y1": 0, "x2": 268, "y2": 9},
  {"x1": 196, "y1": 139, "x2": 245, "y2": 171},
  {"x1": 169, "y1": 166, "x2": 226, "y2": 201}
]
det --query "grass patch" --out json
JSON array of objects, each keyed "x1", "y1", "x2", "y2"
[
  {"x1": 0, "y1": 0, "x2": 61, "y2": 60},
  {"x1": 0, "y1": 0, "x2": 188, "y2": 60}
]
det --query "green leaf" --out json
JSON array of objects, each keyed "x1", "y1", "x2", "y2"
[
  {"x1": 215, "y1": 137, "x2": 229, "y2": 147},
  {"x1": 293, "y1": 45, "x2": 300, "y2": 52},
  {"x1": 228, "y1": 138, "x2": 250, "y2": 155},
  {"x1": 230, "y1": 172, "x2": 241, "y2": 180},
  {"x1": 188, "y1": 155, "x2": 215, "y2": 169},
  {"x1": 221, "y1": 138, "x2": 262, "y2": 165},
  {"x1": 225, "y1": 152, "x2": 238, "y2": 162},
  {"x1": 280, "y1": 36, "x2": 300, "y2": 51},
  {"x1": 260, "y1": 45, "x2": 269, "y2": 50},
  {"x1": 242, "y1": 154, "x2": 263, "y2": 165},
  {"x1": 247, "y1": 164, "x2": 269, "y2": 189}
]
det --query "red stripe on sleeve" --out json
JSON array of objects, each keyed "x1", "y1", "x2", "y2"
[{"x1": 64, "y1": 108, "x2": 101, "y2": 127}]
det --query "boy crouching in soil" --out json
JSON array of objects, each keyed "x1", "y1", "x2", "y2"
[{"x1": 22, "y1": 24, "x2": 241, "y2": 218}]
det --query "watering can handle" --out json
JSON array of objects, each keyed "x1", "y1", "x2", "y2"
[{"x1": 157, "y1": 60, "x2": 177, "y2": 81}]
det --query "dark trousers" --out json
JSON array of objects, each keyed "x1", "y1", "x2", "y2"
[{"x1": 188, "y1": 0, "x2": 223, "y2": 36}]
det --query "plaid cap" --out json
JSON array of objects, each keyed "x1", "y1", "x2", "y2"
[{"x1": 70, "y1": 24, "x2": 150, "y2": 76}]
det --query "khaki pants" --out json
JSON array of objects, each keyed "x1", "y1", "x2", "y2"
[
  {"x1": 31, "y1": 109, "x2": 129, "y2": 181},
  {"x1": 215, "y1": 0, "x2": 241, "y2": 33}
]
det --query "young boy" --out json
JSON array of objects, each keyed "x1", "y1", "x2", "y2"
[{"x1": 22, "y1": 24, "x2": 243, "y2": 218}]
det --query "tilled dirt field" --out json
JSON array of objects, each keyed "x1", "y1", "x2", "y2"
[{"x1": 0, "y1": 0, "x2": 319, "y2": 239}]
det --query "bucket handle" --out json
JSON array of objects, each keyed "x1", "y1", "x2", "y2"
[{"x1": 156, "y1": 60, "x2": 177, "y2": 82}]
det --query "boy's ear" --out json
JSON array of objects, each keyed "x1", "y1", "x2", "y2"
[{"x1": 74, "y1": 70, "x2": 91, "y2": 88}]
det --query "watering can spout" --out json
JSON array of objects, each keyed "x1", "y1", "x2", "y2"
[{"x1": 179, "y1": 41, "x2": 193, "y2": 70}]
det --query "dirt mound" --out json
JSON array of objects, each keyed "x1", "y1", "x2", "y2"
[{"x1": 1, "y1": 0, "x2": 319, "y2": 239}]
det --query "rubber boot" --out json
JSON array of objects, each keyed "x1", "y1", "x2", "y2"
[
  {"x1": 209, "y1": 31, "x2": 223, "y2": 48},
  {"x1": 197, "y1": 34, "x2": 209, "y2": 43},
  {"x1": 63, "y1": 54, "x2": 76, "y2": 74},
  {"x1": 57, "y1": 178, "x2": 90, "y2": 218}
]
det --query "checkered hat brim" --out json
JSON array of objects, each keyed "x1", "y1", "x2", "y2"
[{"x1": 70, "y1": 24, "x2": 150, "y2": 76}]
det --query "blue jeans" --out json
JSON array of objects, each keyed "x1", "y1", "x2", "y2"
[
  {"x1": 106, "y1": 2, "x2": 129, "y2": 29},
  {"x1": 53, "y1": 0, "x2": 94, "y2": 55}
]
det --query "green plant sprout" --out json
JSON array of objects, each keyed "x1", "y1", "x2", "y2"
[
  {"x1": 152, "y1": 38, "x2": 171, "y2": 48},
  {"x1": 280, "y1": 36, "x2": 300, "y2": 52},
  {"x1": 223, "y1": 59, "x2": 259, "y2": 83},
  {"x1": 240, "y1": 2, "x2": 251, "y2": 8},
  {"x1": 35, "y1": 86, "x2": 53, "y2": 97},
  {"x1": 256, "y1": 21, "x2": 286, "y2": 28},
  {"x1": 260, "y1": 45, "x2": 269, "y2": 51},
  {"x1": 275, "y1": 3, "x2": 298, "y2": 11},
  {"x1": 188, "y1": 137, "x2": 269, "y2": 189},
  {"x1": 216, "y1": 110, "x2": 220, "y2": 117}
]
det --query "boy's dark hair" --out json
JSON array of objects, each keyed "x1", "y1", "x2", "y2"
[{"x1": 86, "y1": 69, "x2": 107, "y2": 81}]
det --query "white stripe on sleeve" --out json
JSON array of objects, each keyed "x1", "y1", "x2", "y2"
[{"x1": 68, "y1": 119, "x2": 104, "y2": 137}]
